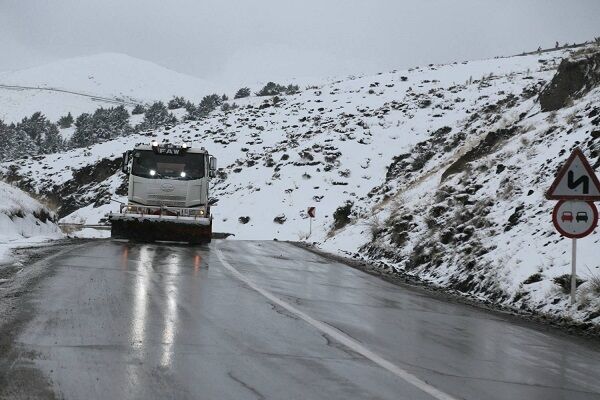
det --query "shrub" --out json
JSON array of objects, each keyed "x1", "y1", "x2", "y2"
[
  {"x1": 553, "y1": 274, "x2": 586, "y2": 294},
  {"x1": 187, "y1": 94, "x2": 223, "y2": 120},
  {"x1": 168, "y1": 96, "x2": 187, "y2": 110},
  {"x1": 523, "y1": 273, "x2": 543, "y2": 285},
  {"x1": 285, "y1": 84, "x2": 300, "y2": 95},
  {"x1": 140, "y1": 102, "x2": 176, "y2": 129},
  {"x1": 234, "y1": 87, "x2": 251, "y2": 99},
  {"x1": 58, "y1": 112, "x2": 74, "y2": 128},
  {"x1": 131, "y1": 104, "x2": 146, "y2": 115},
  {"x1": 586, "y1": 273, "x2": 600, "y2": 295},
  {"x1": 333, "y1": 201, "x2": 353, "y2": 230},
  {"x1": 256, "y1": 82, "x2": 286, "y2": 97}
]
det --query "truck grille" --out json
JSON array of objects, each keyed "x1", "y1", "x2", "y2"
[{"x1": 147, "y1": 194, "x2": 187, "y2": 207}]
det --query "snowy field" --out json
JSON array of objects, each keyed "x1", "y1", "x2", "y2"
[
  {"x1": 0, "y1": 53, "x2": 218, "y2": 123},
  {"x1": 0, "y1": 181, "x2": 63, "y2": 263},
  {"x1": 2, "y1": 45, "x2": 600, "y2": 326}
]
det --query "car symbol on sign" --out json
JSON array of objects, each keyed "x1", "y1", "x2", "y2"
[
  {"x1": 561, "y1": 211, "x2": 573, "y2": 222},
  {"x1": 576, "y1": 212, "x2": 588, "y2": 222}
]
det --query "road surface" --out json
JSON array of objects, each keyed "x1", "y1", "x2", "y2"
[{"x1": 2, "y1": 240, "x2": 600, "y2": 399}]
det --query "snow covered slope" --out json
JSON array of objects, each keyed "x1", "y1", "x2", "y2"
[
  {"x1": 2, "y1": 45, "x2": 600, "y2": 327},
  {"x1": 0, "y1": 53, "x2": 217, "y2": 123},
  {"x1": 0, "y1": 181, "x2": 63, "y2": 263}
]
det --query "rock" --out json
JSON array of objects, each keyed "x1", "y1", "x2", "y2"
[
  {"x1": 539, "y1": 50, "x2": 600, "y2": 111},
  {"x1": 273, "y1": 214, "x2": 286, "y2": 224},
  {"x1": 238, "y1": 216, "x2": 250, "y2": 224}
]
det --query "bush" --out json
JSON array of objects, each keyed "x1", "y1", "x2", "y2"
[
  {"x1": 58, "y1": 112, "x2": 74, "y2": 128},
  {"x1": 586, "y1": 273, "x2": 600, "y2": 295},
  {"x1": 553, "y1": 274, "x2": 586, "y2": 294},
  {"x1": 131, "y1": 104, "x2": 146, "y2": 115},
  {"x1": 168, "y1": 96, "x2": 187, "y2": 110},
  {"x1": 285, "y1": 84, "x2": 300, "y2": 95},
  {"x1": 234, "y1": 87, "x2": 251, "y2": 99},
  {"x1": 256, "y1": 82, "x2": 286, "y2": 96},
  {"x1": 333, "y1": 201, "x2": 353, "y2": 230},
  {"x1": 69, "y1": 105, "x2": 130, "y2": 148},
  {"x1": 523, "y1": 273, "x2": 543, "y2": 285},
  {"x1": 140, "y1": 101, "x2": 176, "y2": 129},
  {"x1": 187, "y1": 94, "x2": 223, "y2": 120}
]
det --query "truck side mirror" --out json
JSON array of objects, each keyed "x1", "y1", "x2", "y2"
[
  {"x1": 122, "y1": 151, "x2": 131, "y2": 173},
  {"x1": 209, "y1": 156, "x2": 217, "y2": 178}
]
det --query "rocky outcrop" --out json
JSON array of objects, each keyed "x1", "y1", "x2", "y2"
[{"x1": 539, "y1": 49, "x2": 600, "y2": 111}]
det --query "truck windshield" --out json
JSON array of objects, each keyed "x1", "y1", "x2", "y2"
[{"x1": 131, "y1": 150, "x2": 205, "y2": 179}]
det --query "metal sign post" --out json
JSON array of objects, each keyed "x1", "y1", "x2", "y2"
[
  {"x1": 571, "y1": 239, "x2": 577, "y2": 305},
  {"x1": 547, "y1": 148, "x2": 600, "y2": 305}
]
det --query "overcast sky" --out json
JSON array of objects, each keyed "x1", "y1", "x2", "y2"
[{"x1": 2, "y1": 0, "x2": 600, "y2": 85}]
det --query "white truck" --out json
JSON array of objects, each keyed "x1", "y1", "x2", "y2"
[{"x1": 108, "y1": 141, "x2": 217, "y2": 243}]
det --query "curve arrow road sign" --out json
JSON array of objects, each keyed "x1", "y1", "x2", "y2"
[{"x1": 546, "y1": 148, "x2": 600, "y2": 200}]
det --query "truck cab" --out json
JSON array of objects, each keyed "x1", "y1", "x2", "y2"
[{"x1": 109, "y1": 142, "x2": 217, "y2": 243}]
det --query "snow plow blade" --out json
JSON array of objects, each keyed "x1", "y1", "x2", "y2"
[{"x1": 109, "y1": 215, "x2": 212, "y2": 244}]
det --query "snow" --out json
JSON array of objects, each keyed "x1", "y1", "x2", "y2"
[
  {"x1": 2, "y1": 44, "x2": 600, "y2": 325},
  {"x1": 0, "y1": 53, "x2": 219, "y2": 123},
  {"x1": 69, "y1": 228, "x2": 110, "y2": 239},
  {"x1": 0, "y1": 181, "x2": 63, "y2": 263}
]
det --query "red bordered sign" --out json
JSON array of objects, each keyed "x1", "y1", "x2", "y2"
[
  {"x1": 552, "y1": 200, "x2": 598, "y2": 239},
  {"x1": 546, "y1": 148, "x2": 600, "y2": 201}
]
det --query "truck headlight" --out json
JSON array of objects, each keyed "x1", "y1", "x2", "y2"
[
  {"x1": 180, "y1": 171, "x2": 186, "y2": 178},
  {"x1": 150, "y1": 169, "x2": 156, "y2": 176}
]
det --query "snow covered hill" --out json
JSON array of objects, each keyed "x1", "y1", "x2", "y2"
[
  {"x1": 0, "y1": 53, "x2": 217, "y2": 123},
  {"x1": 2, "y1": 45, "x2": 600, "y2": 328},
  {"x1": 0, "y1": 181, "x2": 63, "y2": 263}
]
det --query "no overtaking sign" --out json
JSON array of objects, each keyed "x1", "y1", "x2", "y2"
[{"x1": 546, "y1": 147, "x2": 600, "y2": 304}]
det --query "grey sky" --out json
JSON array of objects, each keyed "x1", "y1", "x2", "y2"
[{"x1": 2, "y1": 0, "x2": 600, "y2": 85}]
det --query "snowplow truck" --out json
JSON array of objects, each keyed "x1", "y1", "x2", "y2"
[{"x1": 108, "y1": 142, "x2": 217, "y2": 244}]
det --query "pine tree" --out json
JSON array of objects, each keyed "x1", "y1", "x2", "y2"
[
  {"x1": 110, "y1": 105, "x2": 130, "y2": 137},
  {"x1": 42, "y1": 124, "x2": 64, "y2": 153},
  {"x1": 140, "y1": 101, "x2": 175, "y2": 129},
  {"x1": 0, "y1": 120, "x2": 11, "y2": 160},
  {"x1": 186, "y1": 94, "x2": 223, "y2": 120},
  {"x1": 70, "y1": 113, "x2": 95, "y2": 148},
  {"x1": 132, "y1": 104, "x2": 146, "y2": 115},
  {"x1": 168, "y1": 96, "x2": 187, "y2": 110},
  {"x1": 18, "y1": 112, "x2": 47, "y2": 147},
  {"x1": 11, "y1": 125, "x2": 38, "y2": 158},
  {"x1": 58, "y1": 112, "x2": 74, "y2": 128},
  {"x1": 234, "y1": 87, "x2": 251, "y2": 99},
  {"x1": 256, "y1": 82, "x2": 286, "y2": 96},
  {"x1": 285, "y1": 84, "x2": 300, "y2": 95}
]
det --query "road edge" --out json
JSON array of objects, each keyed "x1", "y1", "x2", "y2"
[
  {"x1": 0, "y1": 239, "x2": 94, "y2": 400},
  {"x1": 289, "y1": 241, "x2": 600, "y2": 341}
]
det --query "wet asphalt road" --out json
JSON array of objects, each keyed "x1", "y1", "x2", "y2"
[{"x1": 4, "y1": 240, "x2": 600, "y2": 399}]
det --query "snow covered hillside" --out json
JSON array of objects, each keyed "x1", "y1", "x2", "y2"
[
  {"x1": 0, "y1": 53, "x2": 217, "y2": 123},
  {"x1": 2, "y1": 45, "x2": 600, "y2": 327},
  {"x1": 0, "y1": 181, "x2": 63, "y2": 263}
]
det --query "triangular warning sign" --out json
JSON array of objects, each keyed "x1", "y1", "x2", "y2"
[{"x1": 546, "y1": 148, "x2": 600, "y2": 200}]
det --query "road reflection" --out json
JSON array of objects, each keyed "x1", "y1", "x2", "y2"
[
  {"x1": 161, "y1": 251, "x2": 181, "y2": 367},
  {"x1": 194, "y1": 254, "x2": 202, "y2": 274},
  {"x1": 131, "y1": 246, "x2": 153, "y2": 346}
]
